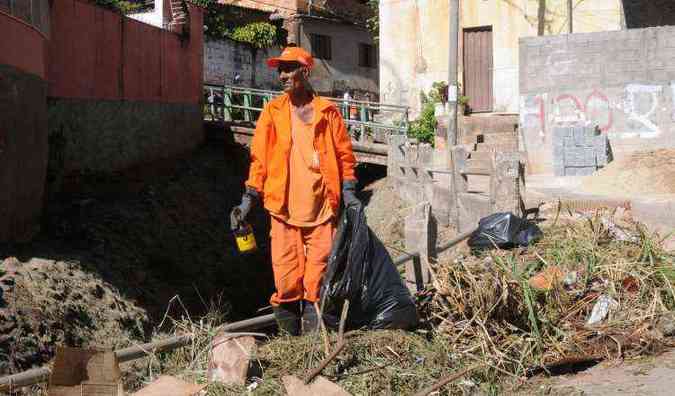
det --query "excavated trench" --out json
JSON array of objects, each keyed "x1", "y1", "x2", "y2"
[{"x1": 0, "y1": 136, "x2": 395, "y2": 377}]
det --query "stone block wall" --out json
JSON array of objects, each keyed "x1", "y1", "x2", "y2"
[
  {"x1": 520, "y1": 26, "x2": 675, "y2": 174},
  {"x1": 204, "y1": 39, "x2": 281, "y2": 89},
  {"x1": 552, "y1": 126, "x2": 610, "y2": 176},
  {"x1": 387, "y1": 135, "x2": 453, "y2": 227}
]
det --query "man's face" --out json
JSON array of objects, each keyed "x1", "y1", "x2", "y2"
[{"x1": 278, "y1": 61, "x2": 307, "y2": 93}]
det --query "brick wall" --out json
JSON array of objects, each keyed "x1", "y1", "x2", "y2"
[
  {"x1": 519, "y1": 27, "x2": 675, "y2": 174},
  {"x1": 204, "y1": 38, "x2": 281, "y2": 89}
]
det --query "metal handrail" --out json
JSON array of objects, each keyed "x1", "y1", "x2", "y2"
[
  {"x1": 203, "y1": 84, "x2": 410, "y2": 137},
  {"x1": 205, "y1": 84, "x2": 411, "y2": 111}
]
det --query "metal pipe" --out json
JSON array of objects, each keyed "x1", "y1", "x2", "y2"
[
  {"x1": 0, "y1": 314, "x2": 276, "y2": 391},
  {"x1": 436, "y1": 228, "x2": 475, "y2": 253}
]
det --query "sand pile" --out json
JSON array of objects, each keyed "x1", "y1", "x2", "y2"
[{"x1": 581, "y1": 149, "x2": 675, "y2": 197}]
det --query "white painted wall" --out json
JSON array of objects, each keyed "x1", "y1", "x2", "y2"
[{"x1": 128, "y1": 0, "x2": 165, "y2": 28}]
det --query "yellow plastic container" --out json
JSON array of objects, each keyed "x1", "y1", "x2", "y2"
[{"x1": 234, "y1": 223, "x2": 257, "y2": 253}]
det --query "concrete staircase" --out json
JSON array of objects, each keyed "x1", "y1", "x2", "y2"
[
  {"x1": 459, "y1": 115, "x2": 519, "y2": 194},
  {"x1": 169, "y1": 0, "x2": 188, "y2": 32}
]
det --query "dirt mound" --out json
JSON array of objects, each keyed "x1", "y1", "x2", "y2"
[
  {"x1": 0, "y1": 256, "x2": 147, "y2": 375},
  {"x1": 361, "y1": 175, "x2": 408, "y2": 255},
  {"x1": 581, "y1": 149, "x2": 675, "y2": 197}
]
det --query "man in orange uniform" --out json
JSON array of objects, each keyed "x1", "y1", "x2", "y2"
[{"x1": 230, "y1": 46, "x2": 360, "y2": 335}]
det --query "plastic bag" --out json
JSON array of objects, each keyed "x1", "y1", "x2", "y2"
[
  {"x1": 320, "y1": 204, "x2": 419, "y2": 330},
  {"x1": 468, "y1": 212, "x2": 542, "y2": 251}
]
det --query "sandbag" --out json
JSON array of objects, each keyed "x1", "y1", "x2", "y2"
[
  {"x1": 320, "y1": 204, "x2": 418, "y2": 330},
  {"x1": 468, "y1": 212, "x2": 542, "y2": 251}
]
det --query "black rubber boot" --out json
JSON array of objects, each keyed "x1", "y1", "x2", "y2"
[
  {"x1": 301, "y1": 300, "x2": 320, "y2": 334},
  {"x1": 273, "y1": 302, "x2": 301, "y2": 336}
]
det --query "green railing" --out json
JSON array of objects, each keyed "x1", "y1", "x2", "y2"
[{"x1": 204, "y1": 84, "x2": 410, "y2": 141}]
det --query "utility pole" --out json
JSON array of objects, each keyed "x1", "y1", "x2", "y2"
[
  {"x1": 537, "y1": 0, "x2": 546, "y2": 36},
  {"x1": 567, "y1": 0, "x2": 573, "y2": 33},
  {"x1": 448, "y1": 0, "x2": 460, "y2": 147}
]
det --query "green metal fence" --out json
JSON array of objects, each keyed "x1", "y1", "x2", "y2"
[{"x1": 204, "y1": 84, "x2": 410, "y2": 141}]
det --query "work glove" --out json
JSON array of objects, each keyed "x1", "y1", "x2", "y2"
[
  {"x1": 342, "y1": 180, "x2": 361, "y2": 208},
  {"x1": 230, "y1": 187, "x2": 259, "y2": 231}
]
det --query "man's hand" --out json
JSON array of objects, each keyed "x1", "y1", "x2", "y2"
[
  {"x1": 230, "y1": 188, "x2": 259, "y2": 230},
  {"x1": 342, "y1": 180, "x2": 360, "y2": 208}
]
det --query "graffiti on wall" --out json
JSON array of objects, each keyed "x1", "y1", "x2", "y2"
[{"x1": 522, "y1": 83, "x2": 670, "y2": 140}]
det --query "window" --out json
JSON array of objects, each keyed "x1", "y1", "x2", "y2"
[
  {"x1": 358, "y1": 43, "x2": 376, "y2": 68},
  {"x1": 311, "y1": 34, "x2": 332, "y2": 60}
]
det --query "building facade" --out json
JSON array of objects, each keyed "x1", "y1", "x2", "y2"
[
  {"x1": 213, "y1": 0, "x2": 379, "y2": 97},
  {"x1": 379, "y1": 0, "x2": 624, "y2": 116}
]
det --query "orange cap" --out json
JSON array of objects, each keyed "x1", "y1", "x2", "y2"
[{"x1": 267, "y1": 46, "x2": 315, "y2": 69}]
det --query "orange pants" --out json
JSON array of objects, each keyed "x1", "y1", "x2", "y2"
[{"x1": 269, "y1": 216, "x2": 335, "y2": 305}]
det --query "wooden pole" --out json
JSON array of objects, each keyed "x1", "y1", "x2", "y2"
[
  {"x1": 567, "y1": 0, "x2": 573, "y2": 33},
  {"x1": 538, "y1": 0, "x2": 546, "y2": 36},
  {"x1": 412, "y1": 364, "x2": 480, "y2": 396}
]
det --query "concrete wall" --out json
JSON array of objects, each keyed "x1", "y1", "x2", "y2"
[
  {"x1": 299, "y1": 17, "x2": 378, "y2": 96},
  {"x1": 204, "y1": 38, "x2": 281, "y2": 89},
  {"x1": 128, "y1": 0, "x2": 170, "y2": 28},
  {"x1": 379, "y1": 0, "x2": 623, "y2": 117},
  {"x1": 0, "y1": 10, "x2": 49, "y2": 241},
  {"x1": 387, "y1": 135, "x2": 453, "y2": 227},
  {"x1": 47, "y1": 0, "x2": 204, "y2": 185},
  {"x1": 520, "y1": 26, "x2": 675, "y2": 174}
]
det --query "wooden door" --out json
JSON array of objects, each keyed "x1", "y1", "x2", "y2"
[{"x1": 463, "y1": 27, "x2": 493, "y2": 113}]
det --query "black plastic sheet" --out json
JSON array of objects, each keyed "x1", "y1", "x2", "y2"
[{"x1": 320, "y1": 204, "x2": 419, "y2": 330}]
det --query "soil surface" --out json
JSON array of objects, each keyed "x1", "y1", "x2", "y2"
[
  {"x1": 581, "y1": 149, "x2": 675, "y2": 197},
  {"x1": 0, "y1": 141, "x2": 397, "y2": 377},
  {"x1": 522, "y1": 350, "x2": 675, "y2": 396}
]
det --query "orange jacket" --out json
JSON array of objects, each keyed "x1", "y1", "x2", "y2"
[{"x1": 245, "y1": 94, "x2": 357, "y2": 215}]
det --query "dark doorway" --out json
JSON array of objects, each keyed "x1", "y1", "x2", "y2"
[{"x1": 463, "y1": 26, "x2": 494, "y2": 113}]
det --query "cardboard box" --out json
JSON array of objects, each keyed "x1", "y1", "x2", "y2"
[{"x1": 48, "y1": 347, "x2": 123, "y2": 396}]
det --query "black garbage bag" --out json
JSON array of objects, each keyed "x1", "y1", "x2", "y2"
[
  {"x1": 468, "y1": 212, "x2": 542, "y2": 251},
  {"x1": 320, "y1": 204, "x2": 419, "y2": 330}
]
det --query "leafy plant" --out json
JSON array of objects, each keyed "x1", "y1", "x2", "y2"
[
  {"x1": 366, "y1": 0, "x2": 379, "y2": 43},
  {"x1": 408, "y1": 99, "x2": 437, "y2": 145},
  {"x1": 230, "y1": 22, "x2": 277, "y2": 49},
  {"x1": 407, "y1": 81, "x2": 459, "y2": 145},
  {"x1": 199, "y1": 1, "x2": 282, "y2": 48},
  {"x1": 94, "y1": 0, "x2": 141, "y2": 14}
]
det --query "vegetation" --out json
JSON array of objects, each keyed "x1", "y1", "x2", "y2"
[
  {"x1": 408, "y1": 82, "x2": 449, "y2": 145},
  {"x1": 230, "y1": 22, "x2": 277, "y2": 49},
  {"x1": 94, "y1": 0, "x2": 141, "y2": 14},
  {"x1": 195, "y1": 0, "x2": 283, "y2": 48},
  {"x1": 366, "y1": 0, "x2": 379, "y2": 43},
  {"x1": 408, "y1": 98, "x2": 437, "y2": 145},
  {"x1": 120, "y1": 211, "x2": 675, "y2": 395}
]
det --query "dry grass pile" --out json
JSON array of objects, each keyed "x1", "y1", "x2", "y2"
[
  {"x1": 430, "y1": 209, "x2": 675, "y2": 381},
  {"x1": 127, "y1": 310, "x2": 476, "y2": 395},
  {"x1": 120, "y1": 211, "x2": 674, "y2": 395}
]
